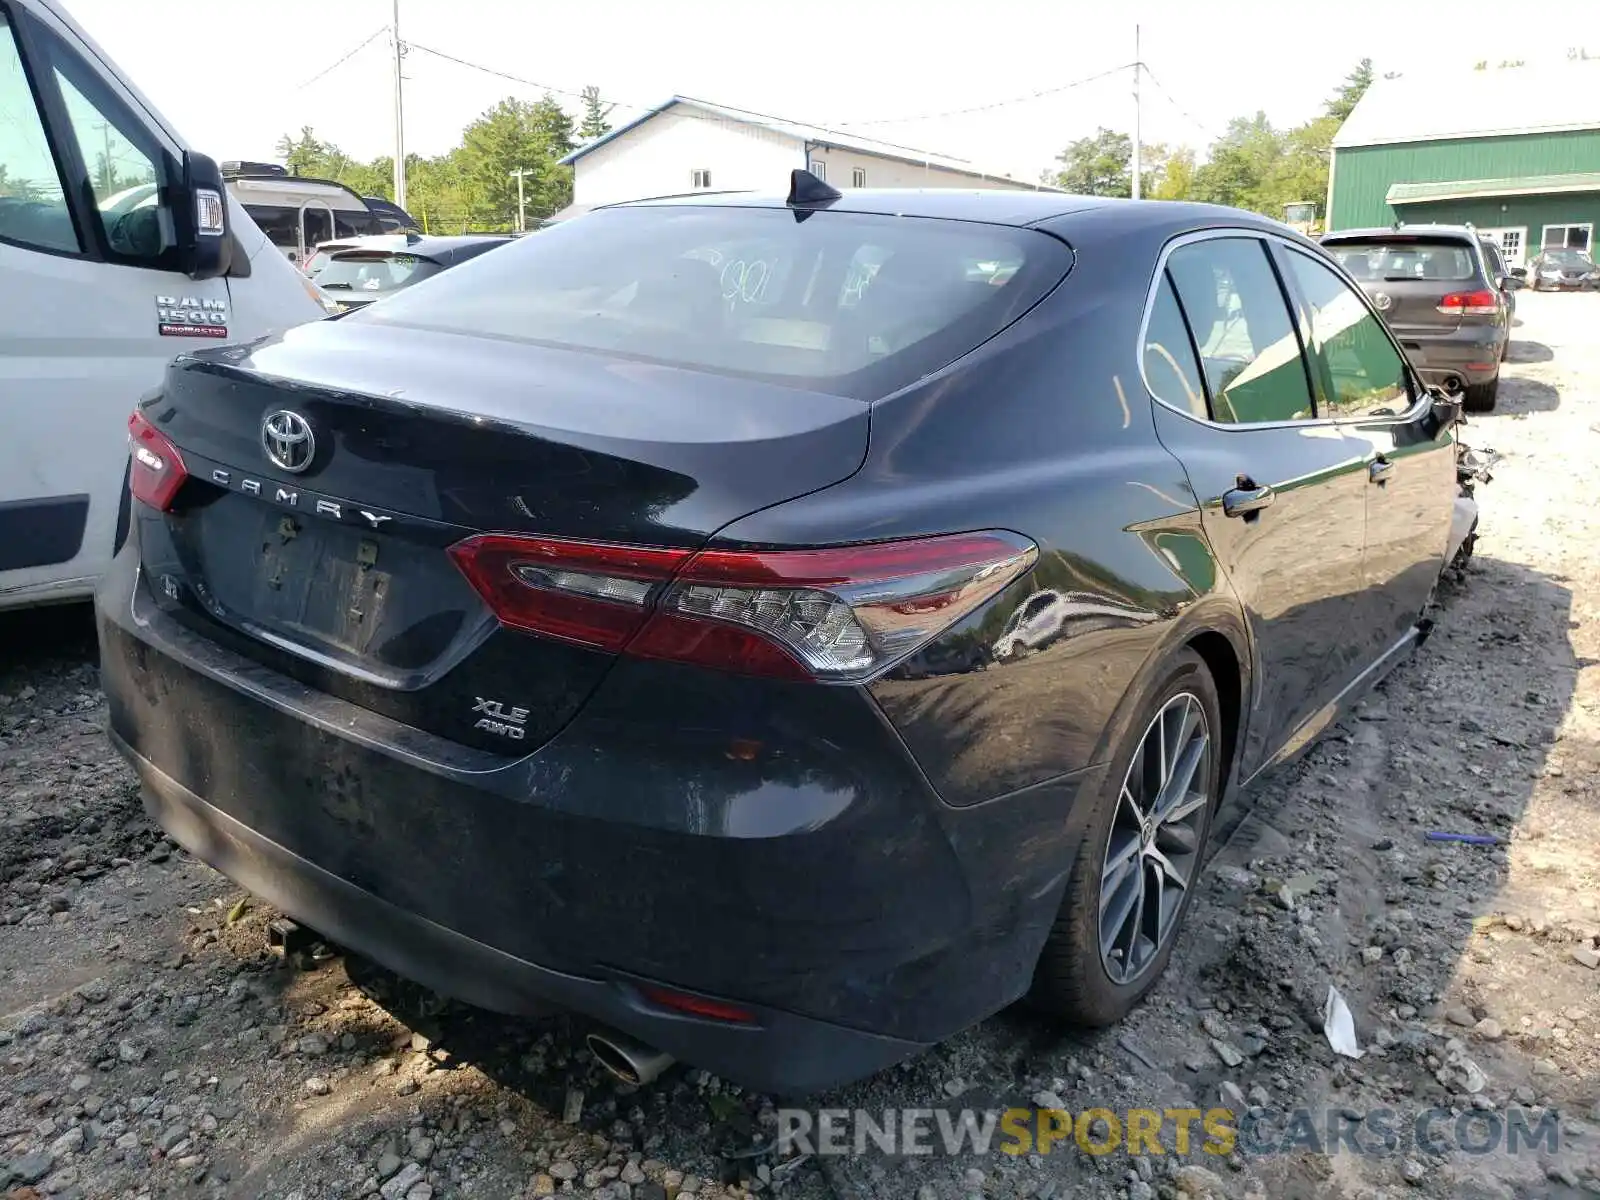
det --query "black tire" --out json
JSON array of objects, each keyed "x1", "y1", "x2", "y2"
[
  {"x1": 1029, "y1": 649, "x2": 1222, "y2": 1026},
  {"x1": 1463, "y1": 375, "x2": 1499, "y2": 413}
]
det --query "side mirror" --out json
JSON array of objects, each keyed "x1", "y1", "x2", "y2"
[
  {"x1": 1510, "y1": 266, "x2": 1528, "y2": 280},
  {"x1": 1502, "y1": 274, "x2": 1525, "y2": 291},
  {"x1": 178, "y1": 151, "x2": 232, "y2": 281}
]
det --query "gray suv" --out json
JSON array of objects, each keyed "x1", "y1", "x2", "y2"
[{"x1": 1320, "y1": 225, "x2": 1520, "y2": 411}]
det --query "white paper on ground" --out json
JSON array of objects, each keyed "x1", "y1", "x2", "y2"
[{"x1": 1323, "y1": 984, "x2": 1365, "y2": 1059}]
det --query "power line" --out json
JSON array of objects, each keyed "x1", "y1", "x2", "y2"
[
  {"x1": 837, "y1": 62, "x2": 1135, "y2": 127},
  {"x1": 1140, "y1": 64, "x2": 1216, "y2": 139},
  {"x1": 297, "y1": 26, "x2": 390, "y2": 91},
  {"x1": 404, "y1": 40, "x2": 592, "y2": 105},
  {"x1": 402, "y1": 42, "x2": 980, "y2": 163}
]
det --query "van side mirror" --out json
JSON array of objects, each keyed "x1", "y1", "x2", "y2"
[
  {"x1": 178, "y1": 151, "x2": 232, "y2": 280},
  {"x1": 1502, "y1": 274, "x2": 1525, "y2": 291},
  {"x1": 1510, "y1": 265, "x2": 1527, "y2": 280}
]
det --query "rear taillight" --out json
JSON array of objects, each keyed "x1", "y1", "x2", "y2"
[
  {"x1": 1437, "y1": 289, "x2": 1498, "y2": 315},
  {"x1": 449, "y1": 530, "x2": 1038, "y2": 681},
  {"x1": 128, "y1": 410, "x2": 189, "y2": 511},
  {"x1": 447, "y1": 535, "x2": 693, "y2": 651}
]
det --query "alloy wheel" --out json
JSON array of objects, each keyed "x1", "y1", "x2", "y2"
[{"x1": 1098, "y1": 692, "x2": 1212, "y2": 985}]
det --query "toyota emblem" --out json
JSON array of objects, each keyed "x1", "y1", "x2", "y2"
[
  {"x1": 1373, "y1": 291, "x2": 1393, "y2": 311},
  {"x1": 261, "y1": 410, "x2": 316, "y2": 474}
]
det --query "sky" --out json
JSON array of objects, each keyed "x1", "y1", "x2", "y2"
[{"x1": 55, "y1": 0, "x2": 1600, "y2": 183}]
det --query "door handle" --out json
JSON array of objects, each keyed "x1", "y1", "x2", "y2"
[
  {"x1": 1369, "y1": 458, "x2": 1395, "y2": 485},
  {"x1": 1222, "y1": 483, "x2": 1275, "y2": 519}
]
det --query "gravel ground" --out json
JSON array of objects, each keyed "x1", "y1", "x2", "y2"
[{"x1": 3, "y1": 292, "x2": 1599, "y2": 1200}]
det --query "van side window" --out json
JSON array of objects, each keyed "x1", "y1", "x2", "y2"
[
  {"x1": 51, "y1": 54, "x2": 174, "y2": 263},
  {"x1": 0, "y1": 13, "x2": 79, "y2": 253}
]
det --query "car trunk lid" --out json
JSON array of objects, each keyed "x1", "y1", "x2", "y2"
[{"x1": 137, "y1": 322, "x2": 870, "y2": 752}]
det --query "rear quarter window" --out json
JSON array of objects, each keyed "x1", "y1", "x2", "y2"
[{"x1": 360, "y1": 205, "x2": 1073, "y2": 400}]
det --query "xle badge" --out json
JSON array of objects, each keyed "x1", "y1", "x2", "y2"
[
  {"x1": 156, "y1": 294, "x2": 229, "y2": 338},
  {"x1": 473, "y1": 697, "x2": 529, "y2": 741}
]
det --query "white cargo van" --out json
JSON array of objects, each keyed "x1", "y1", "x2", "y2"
[{"x1": 0, "y1": 0, "x2": 324, "y2": 610}]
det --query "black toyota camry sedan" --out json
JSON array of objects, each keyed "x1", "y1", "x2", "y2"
[{"x1": 99, "y1": 174, "x2": 1461, "y2": 1095}]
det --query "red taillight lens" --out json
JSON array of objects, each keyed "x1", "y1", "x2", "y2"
[
  {"x1": 127, "y1": 410, "x2": 189, "y2": 511},
  {"x1": 447, "y1": 534, "x2": 692, "y2": 651},
  {"x1": 1437, "y1": 289, "x2": 1498, "y2": 315},
  {"x1": 449, "y1": 530, "x2": 1039, "y2": 681}
]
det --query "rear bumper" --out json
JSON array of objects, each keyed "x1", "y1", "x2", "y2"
[
  {"x1": 121, "y1": 735, "x2": 917, "y2": 1095},
  {"x1": 96, "y1": 546, "x2": 1089, "y2": 1094},
  {"x1": 1394, "y1": 326, "x2": 1503, "y2": 386}
]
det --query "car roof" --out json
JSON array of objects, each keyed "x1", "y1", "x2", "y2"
[{"x1": 612, "y1": 187, "x2": 1298, "y2": 238}]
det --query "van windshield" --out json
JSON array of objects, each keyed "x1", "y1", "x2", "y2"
[{"x1": 359, "y1": 204, "x2": 1073, "y2": 400}]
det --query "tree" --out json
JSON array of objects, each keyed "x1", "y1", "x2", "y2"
[
  {"x1": 1150, "y1": 146, "x2": 1195, "y2": 201},
  {"x1": 1325, "y1": 58, "x2": 1373, "y2": 123},
  {"x1": 578, "y1": 86, "x2": 615, "y2": 142},
  {"x1": 1047, "y1": 129, "x2": 1173, "y2": 198},
  {"x1": 1189, "y1": 112, "x2": 1283, "y2": 210},
  {"x1": 1049, "y1": 127, "x2": 1133, "y2": 196},
  {"x1": 455, "y1": 95, "x2": 576, "y2": 228},
  {"x1": 275, "y1": 127, "x2": 331, "y2": 177}
]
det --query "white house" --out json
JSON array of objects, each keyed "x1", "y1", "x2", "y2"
[{"x1": 556, "y1": 95, "x2": 1052, "y2": 215}]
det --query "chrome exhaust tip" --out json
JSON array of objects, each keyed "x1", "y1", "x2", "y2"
[{"x1": 586, "y1": 1028, "x2": 675, "y2": 1086}]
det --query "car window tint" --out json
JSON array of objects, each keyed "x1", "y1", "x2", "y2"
[
  {"x1": 1143, "y1": 273, "x2": 1207, "y2": 418},
  {"x1": 361, "y1": 205, "x2": 1073, "y2": 401},
  {"x1": 1285, "y1": 250, "x2": 1410, "y2": 419},
  {"x1": 0, "y1": 13, "x2": 79, "y2": 253},
  {"x1": 1166, "y1": 239, "x2": 1314, "y2": 424}
]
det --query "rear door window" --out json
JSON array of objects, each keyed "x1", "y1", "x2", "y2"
[
  {"x1": 1165, "y1": 237, "x2": 1315, "y2": 424},
  {"x1": 361, "y1": 205, "x2": 1074, "y2": 400},
  {"x1": 1282, "y1": 249, "x2": 1411, "y2": 419}
]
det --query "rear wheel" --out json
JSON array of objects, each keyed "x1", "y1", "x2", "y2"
[
  {"x1": 1030, "y1": 650, "x2": 1220, "y2": 1025},
  {"x1": 1464, "y1": 375, "x2": 1499, "y2": 413}
]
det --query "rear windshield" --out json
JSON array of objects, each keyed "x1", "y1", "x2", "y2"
[
  {"x1": 316, "y1": 251, "x2": 442, "y2": 295},
  {"x1": 358, "y1": 205, "x2": 1073, "y2": 399},
  {"x1": 1325, "y1": 238, "x2": 1478, "y2": 283}
]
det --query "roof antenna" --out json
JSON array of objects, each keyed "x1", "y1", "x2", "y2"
[{"x1": 787, "y1": 168, "x2": 842, "y2": 207}]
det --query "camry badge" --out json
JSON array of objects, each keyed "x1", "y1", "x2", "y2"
[
  {"x1": 1373, "y1": 291, "x2": 1393, "y2": 311},
  {"x1": 261, "y1": 410, "x2": 315, "y2": 474}
]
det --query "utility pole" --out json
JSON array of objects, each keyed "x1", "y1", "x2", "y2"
[
  {"x1": 509, "y1": 168, "x2": 533, "y2": 232},
  {"x1": 1131, "y1": 25, "x2": 1142, "y2": 201},
  {"x1": 392, "y1": 0, "x2": 407, "y2": 210}
]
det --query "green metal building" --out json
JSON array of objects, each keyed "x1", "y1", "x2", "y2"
[{"x1": 1328, "y1": 61, "x2": 1600, "y2": 268}]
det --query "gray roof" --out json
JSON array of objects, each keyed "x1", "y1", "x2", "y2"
[
  {"x1": 1333, "y1": 60, "x2": 1600, "y2": 149},
  {"x1": 560, "y1": 95, "x2": 1051, "y2": 188}
]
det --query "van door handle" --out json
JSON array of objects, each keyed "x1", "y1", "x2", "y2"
[
  {"x1": 1369, "y1": 458, "x2": 1395, "y2": 485},
  {"x1": 1222, "y1": 483, "x2": 1275, "y2": 519}
]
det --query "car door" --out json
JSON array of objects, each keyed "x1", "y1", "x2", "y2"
[
  {"x1": 1143, "y1": 233, "x2": 1371, "y2": 781},
  {"x1": 1276, "y1": 245, "x2": 1457, "y2": 677},
  {"x1": 0, "y1": 2, "x2": 231, "y2": 604}
]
